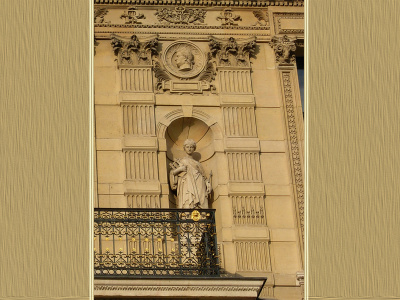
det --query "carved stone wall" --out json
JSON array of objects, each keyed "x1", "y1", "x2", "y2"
[
  {"x1": 232, "y1": 195, "x2": 266, "y2": 225},
  {"x1": 227, "y1": 152, "x2": 262, "y2": 182},
  {"x1": 122, "y1": 104, "x2": 156, "y2": 135},
  {"x1": 222, "y1": 106, "x2": 257, "y2": 137},
  {"x1": 235, "y1": 241, "x2": 271, "y2": 272},
  {"x1": 120, "y1": 67, "x2": 153, "y2": 92},
  {"x1": 94, "y1": 2, "x2": 304, "y2": 299},
  {"x1": 124, "y1": 150, "x2": 158, "y2": 180},
  {"x1": 219, "y1": 69, "x2": 252, "y2": 94},
  {"x1": 127, "y1": 194, "x2": 160, "y2": 208}
]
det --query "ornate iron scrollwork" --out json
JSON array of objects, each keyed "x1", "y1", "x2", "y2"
[{"x1": 94, "y1": 208, "x2": 220, "y2": 277}]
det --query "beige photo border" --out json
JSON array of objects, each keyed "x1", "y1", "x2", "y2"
[
  {"x1": 1, "y1": 0, "x2": 400, "y2": 299},
  {"x1": 1, "y1": 0, "x2": 93, "y2": 299}
]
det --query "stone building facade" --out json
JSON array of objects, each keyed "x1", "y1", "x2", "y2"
[{"x1": 94, "y1": 1, "x2": 304, "y2": 299}]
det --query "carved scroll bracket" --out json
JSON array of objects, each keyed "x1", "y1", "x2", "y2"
[
  {"x1": 209, "y1": 36, "x2": 257, "y2": 68},
  {"x1": 269, "y1": 35, "x2": 297, "y2": 66},
  {"x1": 111, "y1": 34, "x2": 159, "y2": 66}
]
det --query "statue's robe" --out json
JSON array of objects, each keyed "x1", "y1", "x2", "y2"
[{"x1": 170, "y1": 156, "x2": 209, "y2": 209}]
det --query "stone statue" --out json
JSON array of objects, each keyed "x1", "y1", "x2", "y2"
[
  {"x1": 169, "y1": 139, "x2": 211, "y2": 209},
  {"x1": 173, "y1": 47, "x2": 194, "y2": 71}
]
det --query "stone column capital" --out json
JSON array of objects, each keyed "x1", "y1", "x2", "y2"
[
  {"x1": 209, "y1": 35, "x2": 257, "y2": 68},
  {"x1": 111, "y1": 34, "x2": 159, "y2": 66},
  {"x1": 269, "y1": 35, "x2": 297, "y2": 65}
]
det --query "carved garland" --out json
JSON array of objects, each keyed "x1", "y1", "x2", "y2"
[
  {"x1": 155, "y1": 6, "x2": 207, "y2": 25},
  {"x1": 94, "y1": 6, "x2": 272, "y2": 30}
]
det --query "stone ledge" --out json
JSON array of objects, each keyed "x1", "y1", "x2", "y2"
[
  {"x1": 228, "y1": 182, "x2": 265, "y2": 195},
  {"x1": 233, "y1": 226, "x2": 270, "y2": 240},
  {"x1": 124, "y1": 180, "x2": 161, "y2": 194},
  {"x1": 119, "y1": 92, "x2": 155, "y2": 104},
  {"x1": 123, "y1": 136, "x2": 158, "y2": 149},
  {"x1": 156, "y1": 94, "x2": 220, "y2": 106},
  {"x1": 94, "y1": 278, "x2": 265, "y2": 299},
  {"x1": 224, "y1": 137, "x2": 260, "y2": 152},
  {"x1": 220, "y1": 95, "x2": 255, "y2": 106}
]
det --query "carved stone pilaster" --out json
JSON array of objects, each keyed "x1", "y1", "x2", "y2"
[
  {"x1": 111, "y1": 34, "x2": 158, "y2": 66},
  {"x1": 209, "y1": 36, "x2": 256, "y2": 67},
  {"x1": 280, "y1": 70, "x2": 305, "y2": 261},
  {"x1": 269, "y1": 35, "x2": 297, "y2": 65}
]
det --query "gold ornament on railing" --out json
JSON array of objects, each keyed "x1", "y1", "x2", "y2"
[{"x1": 191, "y1": 210, "x2": 201, "y2": 221}]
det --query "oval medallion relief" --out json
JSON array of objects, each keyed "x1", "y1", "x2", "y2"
[{"x1": 163, "y1": 41, "x2": 206, "y2": 78}]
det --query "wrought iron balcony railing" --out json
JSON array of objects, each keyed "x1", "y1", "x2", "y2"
[{"x1": 94, "y1": 208, "x2": 220, "y2": 278}]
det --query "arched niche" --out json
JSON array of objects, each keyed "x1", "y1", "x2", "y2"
[{"x1": 165, "y1": 117, "x2": 217, "y2": 208}]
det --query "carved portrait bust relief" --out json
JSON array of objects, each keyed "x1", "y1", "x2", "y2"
[
  {"x1": 174, "y1": 47, "x2": 194, "y2": 71},
  {"x1": 163, "y1": 41, "x2": 206, "y2": 78}
]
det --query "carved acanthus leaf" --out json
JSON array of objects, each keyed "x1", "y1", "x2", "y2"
[
  {"x1": 209, "y1": 36, "x2": 256, "y2": 67},
  {"x1": 153, "y1": 60, "x2": 171, "y2": 91},
  {"x1": 198, "y1": 53, "x2": 216, "y2": 83},
  {"x1": 111, "y1": 34, "x2": 158, "y2": 65},
  {"x1": 155, "y1": 6, "x2": 206, "y2": 25},
  {"x1": 269, "y1": 35, "x2": 297, "y2": 65}
]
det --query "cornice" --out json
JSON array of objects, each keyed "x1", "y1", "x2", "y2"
[
  {"x1": 94, "y1": 285, "x2": 260, "y2": 292},
  {"x1": 95, "y1": 23, "x2": 269, "y2": 30},
  {"x1": 94, "y1": 278, "x2": 265, "y2": 297},
  {"x1": 94, "y1": 0, "x2": 304, "y2": 8}
]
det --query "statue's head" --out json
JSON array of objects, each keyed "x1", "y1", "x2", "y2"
[
  {"x1": 174, "y1": 47, "x2": 194, "y2": 71},
  {"x1": 183, "y1": 139, "x2": 196, "y2": 154}
]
